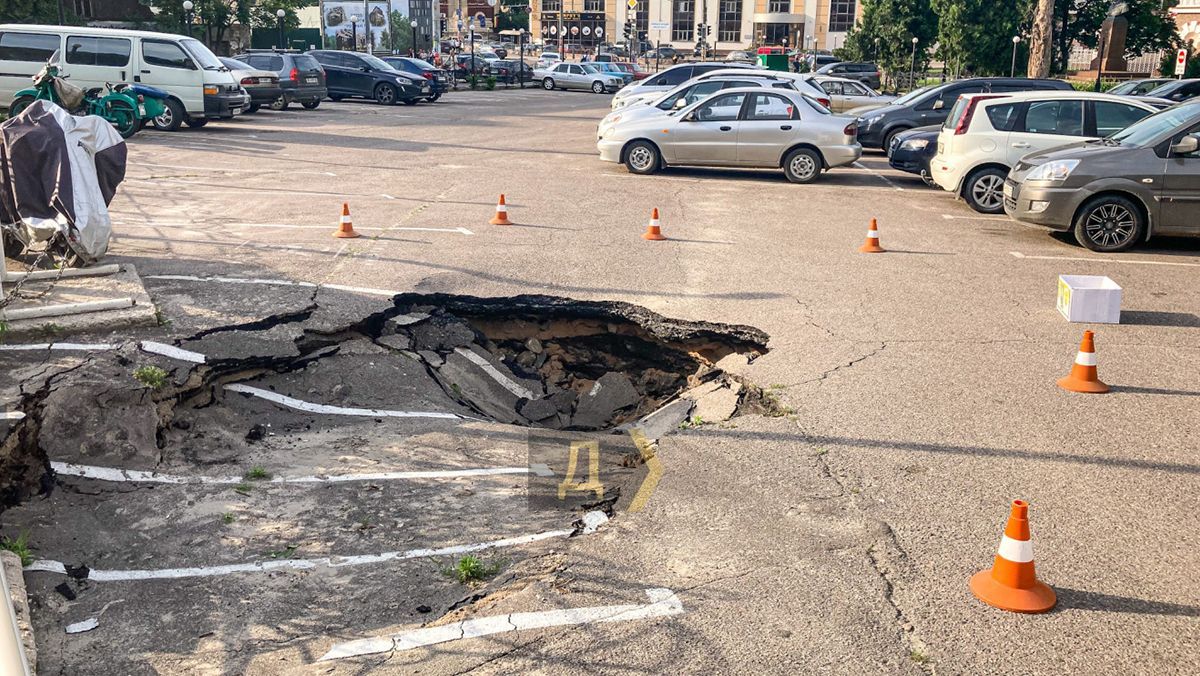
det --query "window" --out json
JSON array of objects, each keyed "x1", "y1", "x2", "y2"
[
  {"x1": 294, "y1": 55, "x2": 319, "y2": 71},
  {"x1": 768, "y1": 0, "x2": 789, "y2": 11},
  {"x1": 930, "y1": 85, "x2": 982, "y2": 110},
  {"x1": 264, "y1": 55, "x2": 285, "y2": 70},
  {"x1": 660, "y1": 80, "x2": 724, "y2": 109},
  {"x1": 1094, "y1": 102, "x2": 1151, "y2": 137},
  {"x1": 647, "y1": 66, "x2": 692, "y2": 87},
  {"x1": 542, "y1": 0, "x2": 561, "y2": 12},
  {"x1": 717, "y1": 0, "x2": 742, "y2": 43},
  {"x1": 695, "y1": 92, "x2": 745, "y2": 121},
  {"x1": 771, "y1": 81, "x2": 796, "y2": 89},
  {"x1": 1022, "y1": 100, "x2": 1085, "y2": 136},
  {"x1": 672, "y1": 0, "x2": 693, "y2": 42},
  {"x1": 828, "y1": 0, "x2": 857, "y2": 33},
  {"x1": 65, "y1": 36, "x2": 131, "y2": 67},
  {"x1": 568, "y1": 64, "x2": 584, "y2": 74},
  {"x1": 985, "y1": 103, "x2": 1020, "y2": 132},
  {"x1": 0, "y1": 32, "x2": 59, "y2": 62},
  {"x1": 821, "y1": 81, "x2": 843, "y2": 95},
  {"x1": 747, "y1": 94, "x2": 796, "y2": 120},
  {"x1": 143, "y1": 40, "x2": 193, "y2": 69},
  {"x1": 843, "y1": 82, "x2": 868, "y2": 96}
]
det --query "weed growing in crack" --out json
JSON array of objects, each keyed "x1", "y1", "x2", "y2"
[
  {"x1": 154, "y1": 309, "x2": 172, "y2": 327},
  {"x1": 443, "y1": 555, "x2": 502, "y2": 584},
  {"x1": 267, "y1": 545, "x2": 298, "y2": 559},
  {"x1": 38, "y1": 322, "x2": 62, "y2": 338},
  {"x1": 220, "y1": 513, "x2": 236, "y2": 524},
  {"x1": 133, "y1": 365, "x2": 169, "y2": 389},
  {"x1": 233, "y1": 482, "x2": 253, "y2": 494},
  {"x1": 244, "y1": 466, "x2": 271, "y2": 481},
  {"x1": 0, "y1": 321, "x2": 8, "y2": 344},
  {"x1": 909, "y1": 649, "x2": 931, "y2": 665},
  {"x1": 1, "y1": 531, "x2": 34, "y2": 566},
  {"x1": 678, "y1": 415, "x2": 705, "y2": 429}
]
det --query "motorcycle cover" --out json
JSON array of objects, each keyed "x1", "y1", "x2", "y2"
[{"x1": 0, "y1": 100, "x2": 125, "y2": 263}]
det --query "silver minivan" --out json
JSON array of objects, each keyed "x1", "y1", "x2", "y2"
[{"x1": 0, "y1": 24, "x2": 244, "y2": 130}]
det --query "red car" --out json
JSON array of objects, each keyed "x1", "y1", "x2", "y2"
[{"x1": 611, "y1": 61, "x2": 649, "y2": 81}]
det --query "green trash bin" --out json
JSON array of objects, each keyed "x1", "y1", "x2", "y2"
[{"x1": 758, "y1": 53, "x2": 789, "y2": 72}]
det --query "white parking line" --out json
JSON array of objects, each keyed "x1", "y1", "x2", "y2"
[
  {"x1": 146, "y1": 274, "x2": 403, "y2": 297},
  {"x1": 1, "y1": 412, "x2": 24, "y2": 421},
  {"x1": 224, "y1": 384, "x2": 469, "y2": 420},
  {"x1": 136, "y1": 162, "x2": 338, "y2": 177},
  {"x1": 942, "y1": 213, "x2": 1010, "y2": 222},
  {"x1": 51, "y1": 461, "x2": 553, "y2": 484},
  {"x1": 0, "y1": 341, "x2": 206, "y2": 363},
  {"x1": 852, "y1": 162, "x2": 905, "y2": 191},
  {"x1": 1009, "y1": 251, "x2": 1200, "y2": 268},
  {"x1": 140, "y1": 341, "x2": 206, "y2": 363},
  {"x1": 319, "y1": 587, "x2": 685, "y2": 662}
]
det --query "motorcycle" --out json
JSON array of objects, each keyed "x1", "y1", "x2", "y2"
[{"x1": 8, "y1": 52, "x2": 167, "y2": 139}]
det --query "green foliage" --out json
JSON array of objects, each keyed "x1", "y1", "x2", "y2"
[
  {"x1": 1068, "y1": 78, "x2": 1120, "y2": 91},
  {"x1": 221, "y1": 512, "x2": 236, "y2": 524},
  {"x1": 389, "y1": 11, "x2": 414, "y2": 52},
  {"x1": 0, "y1": 532, "x2": 34, "y2": 567},
  {"x1": 0, "y1": 0, "x2": 82, "y2": 24},
  {"x1": 931, "y1": 0, "x2": 1029, "y2": 77},
  {"x1": 468, "y1": 74, "x2": 479, "y2": 90},
  {"x1": 842, "y1": 0, "x2": 939, "y2": 86},
  {"x1": 249, "y1": 0, "x2": 314, "y2": 31},
  {"x1": 485, "y1": 75, "x2": 497, "y2": 90},
  {"x1": 267, "y1": 544, "x2": 298, "y2": 559},
  {"x1": 442, "y1": 555, "x2": 502, "y2": 584},
  {"x1": 244, "y1": 466, "x2": 271, "y2": 481},
  {"x1": 133, "y1": 365, "x2": 169, "y2": 390}
]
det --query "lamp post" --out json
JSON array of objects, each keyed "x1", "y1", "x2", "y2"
[
  {"x1": 1010, "y1": 35, "x2": 1021, "y2": 77},
  {"x1": 518, "y1": 28, "x2": 526, "y2": 88},
  {"x1": 350, "y1": 14, "x2": 360, "y2": 51},
  {"x1": 873, "y1": 36, "x2": 880, "y2": 63},
  {"x1": 277, "y1": 9, "x2": 287, "y2": 50},
  {"x1": 182, "y1": 0, "x2": 194, "y2": 38},
  {"x1": 411, "y1": 19, "x2": 419, "y2": 56},
  {"x1": 909, "y1": 36, "x2": 918, "y2": 90}
]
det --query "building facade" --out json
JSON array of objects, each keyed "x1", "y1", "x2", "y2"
[
  {"x1": 530, "y1": 0, "x2": 860, "y2": 53},
  {"x1": 1174, "y1": 0, "x2": 1200, "y2": 49}
]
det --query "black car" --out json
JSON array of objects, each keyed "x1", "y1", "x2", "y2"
[
  {"x1": 454, "y1": 53, "x2": 492, "y2": 79},
  {"x1": 856, "y1": 77, "x2": 1074, "y2": 150},
  {"x1": 815, "y1": 61, "x2": 881, "y2": 90},
  {"x1": 308, "y1": 50, "x2": 430, "y2": 105},
  {"x1": 1141, "y1": 78, "x2": 1200, "y2": 104},
  {"x1": 886, "y1": 125, "x2": 940, "y2": 182},
  {"x1": 645, "y1": 46, "x2": 677, "y2": 60},
  {"x1": 489, "y1": 59, "x2": 534, "y2": 85},
  {"x1": 381, "y1": 57, "x2": 449, "y2": 101},
  {"x1": 235, "y1": 51, "x2": 327, "y2": 110}
]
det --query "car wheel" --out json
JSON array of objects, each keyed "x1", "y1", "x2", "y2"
[
  {"x1": 246, "y1": 103, "x2": 260, "y2": 114},
  {"x1": 783, "y1": 147, "x2": 822, "y2": 184},
  {"x1": 402, "y1": 98, "x2": 418, "y2": 106},
  {"x1": 624, "y1": 140, "x2": 659, "y2": 175},
  {"x1": 153, "y1": 98, "x2": 185, "y2": 131},
  {"x1": 301, "y1": 99, "x2": 320, "y2": 109},
  {"x1": 963, "y1": 167, "x2": 1007, "y2": 214},
  {"x1": 591, "y1": 80, "x2": 605, "y2": 94},
  {"x1": 374, "y1": 83, "x2": 397, "y2": 105},
  {"x1": 184, "y1": 117, "x2": 209, "y2": 129},
  {"x1": 270, "y1": 97, "x2": 289, "y2": 111},
  {"x1": 8, "y1": 96, "x2": 35, "y2": 118},
  {"x1": 542, "y1": 77, "x2": 555, "y2": 90},
  {"x1": 882, "y1": 127, "x2": 909, "y2": 153},
  {"x1": 1073, "y1": 195, "x2": 1144, "y2": 253}
]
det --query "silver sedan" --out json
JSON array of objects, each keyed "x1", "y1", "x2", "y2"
[
  {"x1": 597, "y1": 87, "x2": 862, "y2": 183},
  {"x1": 534, "y1": 62, "x2": 624, "y2": 94}
]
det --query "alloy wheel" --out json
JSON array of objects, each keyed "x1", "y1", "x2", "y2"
[
  {"x1": 971, "y1": 174, "x2": 1005, "y2": 211},
  {"x1": 628, "y1": 146, "x2": 654, "y2": 171},
  {"x1": 1084, "y1": 204, "x2": 1136, "y2": 249}
]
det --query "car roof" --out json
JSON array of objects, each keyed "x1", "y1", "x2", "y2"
[
  {"x1": 966, "y1": 90, "x2": 1159, "y2": 107},
  {"x1": 0, "y1": 22, "x2": 192, "y2": 41},
  {"x1": 813, "y1": 75, "x2": 869, "y2": 84}
]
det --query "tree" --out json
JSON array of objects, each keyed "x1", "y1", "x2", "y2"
[
  {"x1": 0, "y1": 0, "x2": 80, "y2": 24},
  {"x1": 842, "y1": 0, "x2": 939, "y2": 86},
  {"x1": 1054, "y1": 0, "x2": 1180, "y2": 73},
  {"x1": 931, "y1": 0, "x2": 1029, "y2": 77},
  {"x1": 248, "y1": 0, "x2": 315, "y2": 32},
  {"x1": 389, "y1": 11, "x2": 414, "y2": 53},
  {"x1": 1028, "y1": 0, "x2": 1054, "y2": 77}
]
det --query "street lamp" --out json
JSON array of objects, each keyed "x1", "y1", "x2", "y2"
[
  {"x1": 182, "y1": 1, "x2": 194, "y2": 38},
  {"x1": 909, "y1": 36, "x2": 918, "y2": 91},
  {"x1": 873, "y1": 36, "x2": 880, "y2": 63},
  {"x1": 411, "y1": 19, "x2": 419, "y2": 56},
  {"x1": 350, "y1": 14, "x2": 360, "y2": 52},
  {"x1": 1010, "y1": 35, "x2": 1021, "y2": 77},
  {"x1": 276, "y1": 9, "x2": 287, "y2": 50}
]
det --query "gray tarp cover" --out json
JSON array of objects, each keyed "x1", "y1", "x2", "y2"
[{"x1": 0, "y1": 100, "x2": 126, "y2": 263}]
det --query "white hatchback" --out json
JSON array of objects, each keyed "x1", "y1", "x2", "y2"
[{"x1": 929, "y1": 90, "x2": 1159, "y2": 213}]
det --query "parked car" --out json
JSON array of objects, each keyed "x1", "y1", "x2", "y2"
[
  {"x1": 611, "y1": 61, "x2": 649, "y2": 81},
  {"x1": 886, "y1": 125, "x2": 940, "y2": 182},
  {"x1": 1141, "y1": 78, "x2": 1200, "y2": 104},
  {"x1": 1004, "y1": 102, "x2": 1200, "y2": 252},
  {"x1": 454, "y1": 53, "x2": 492, "y2": 79},
  {"x1": 583, "y1": 53, "x2": 616, "y2": 63},
  {"x1": 615, "y1": 68, "x2": 829, "y2": 111},
  {"x1": 692, "y1": 42, "x2": 714, "y2": 57},
  {"x1": 537, "y1": 51, "x2": 562, "y2": 68},
  {"x1": 217, "y1": 57, "x2": 281, "y2": 113},
  {"x1": 235, "y1": 51, "x2": 326, "y2": 110},
  {"x1": 930, "y1": 91, "x2": 1159, "y2": 213},
  {"x1": 815, "y1": 61, "x2": 881, "y2": 90},
  {"x1": 810, "y1": 76, "x2": 895, "y2": 113},
  {"x1": 0, "y1": 24, "x2": 243, "y2": 130},
  {"x1": 856, "y1": 77, "x2": 1074, "y2": 150},
  {"x1": 489, "y1": 59, "x2": 535, "y2": 85},
  {"x1": 644, "y1": 46, "x2": 677, "y2": 60},
  {"x1": 308, "y1": 50, "x2": 429, "y2": 104},
  {"x1": 534, "y1": 62, "x2": 624, "y2": 93},
  {"x1": 805, "y1": 53, "x2": 841, "y2": 71},
  {"x1": 611, "y1": 61, "x2": 759, "y2": 108},
  {"x1": 589, "y1": 62, "x2": 634, "y2": 85},
  {"x1": 1107, "y1": 78, "x2": 1172, "y2": 96},
  {"x1": 598, "y1": 87, "x2": 861, "y2": 183},
  {"x1": 381, "y1": 56, "x2": 448, "y2": 101}
]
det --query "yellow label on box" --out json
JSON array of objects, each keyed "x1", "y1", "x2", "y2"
[{"x1": 1057, "y1": 277, "x2": 1072, "y2": 318}]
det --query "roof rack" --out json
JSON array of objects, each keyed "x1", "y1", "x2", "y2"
[{"x1": 245, "y1": 48, "x2": 304, "y2": 54}]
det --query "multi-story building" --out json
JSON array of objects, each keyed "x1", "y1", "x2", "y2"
[
  {"x1": 530, "y1": 0, "x2": 861, "y2": 53},
  {"x1": 1173, "y1": 0, "x2": 1200, "y2": 49}
]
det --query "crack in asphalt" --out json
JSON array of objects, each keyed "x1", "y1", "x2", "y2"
[{"x1": 801, "y1": 341, "x2": 888, "y2": 387}]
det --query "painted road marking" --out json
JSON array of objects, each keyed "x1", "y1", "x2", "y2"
[
  {"x1": 1, "y1": 412, "x2": 24, "y2": 421},
  {"x1": 852, "y1": 162, "x2": 905, "y2": 191},
  {"x1": 51, "y1": 461, "x2": 553, "y2": 484},
  {"x1": 319, "y1": 587, "x2": 685, "y2": 661},
  {"x1": 627, "y1": 429, "x2": 663, "y2": 513},
  {"x1": 136, "y1": 162, "x2": 338, "y2": 177},
  {"x1": 228, "y1": 223, "x2": 474, "y2": 236},
  {"x1": 454, "y1": 346, "x2": 536, "y2": 399},
  {"x1": 224, "y1": 384, "x2": 469, "y2": 420},
  {"x1": 25, "y1": 524, "x2": 594, "y2": 581},
  {"x1": 0, "y1": 343, "x2": 117, "y2": 351},
  {"x1": 140, "y1": 341, "x2": 206, "y2": 363},
  {"x1": 146, "y1": 275, "x2": 403, "y2": 297},
  {"x1": 0, "y1": 341, "x2": 207, "y2": 364},
  {"x1": 1009, "y1": 251, "x2": 1200, "y2": 268},
  {"x1": 942, "y1": 214, "x2": 1010, "y2": 222}
]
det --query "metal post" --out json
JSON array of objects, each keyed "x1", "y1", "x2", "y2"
[
  {"x1": 909, "y1": 37, "x2": 917, "y2": 90},
  {"x1": 1010, "y1": 36, "x2": 1020, "y2": 77},
  {"x1": 470, "y1": 28, "x2": 475, "y2": 79},
  {"x1": 57, "y1": 0, "x2": 65, "y2": 25},
  {"x1": 277, "y1": 10, "x2": 287, "y2": 50},
  {"x1": 351, "y1": 19, "x2": 358, "y2": 51},
  {"x1": 1093, "y1": 31, "x2": 1106, "y2": 92}
]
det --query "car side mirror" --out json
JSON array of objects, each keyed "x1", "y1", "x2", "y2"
[
  {"x1": 682, "y1": 111, "x2": 696, "y2": 122},
  {"x1": 673, "y1": 98, "x2": 688, "y2": 110},
  {"x1": 1169, "y1": 134, "x2": 1200, "y2": 156},
  {"x1": 361, "y1": 66, "x2": 371, "y2": 72},
  {"x1": 932, "y1": 99, "x2": 945, "y2": 110}
]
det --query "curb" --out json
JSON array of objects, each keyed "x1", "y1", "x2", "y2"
[{"x1": 0, "y1": 551, "x2": 35, "y2": 674}]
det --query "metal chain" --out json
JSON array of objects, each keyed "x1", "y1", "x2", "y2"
[{"x1": 0, "y1": 243, "x2": 69, "y2": 311}]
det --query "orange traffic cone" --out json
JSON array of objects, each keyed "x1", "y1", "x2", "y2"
[
  {"x1": 642, "y1": 208, "x2": 666, "y2": 241},
  {"x1": 1057, "y1": 330, "x2": 1109, "y2": 393},
  {"x1": 489, "y1": 194, "x2": 513, "y2": 225},
  {"x1": 970, "y1": 499, "x2": 1056, "y2": 614},
  {"x1": 858, "y1": 218, "x2": 885, "y2": 253},
  {"x1": 334, "y1": 203, "x2": 360, "y2": 239}
]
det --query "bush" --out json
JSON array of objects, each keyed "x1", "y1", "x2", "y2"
[
  {"x1": 1069, "y1": 78, "x2": 1120, "y2": 92},
  {"x1": 485, "y1": 75, "x2": 496, "y2": 90},
  {"x1": 468, "y1": 74, "x2": 479, "y2": 90}
]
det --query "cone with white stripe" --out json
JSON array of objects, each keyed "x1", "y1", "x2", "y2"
[
  {"x1": 1057, "y1": 330, "x2": 1109, "y2": 393},
  {"x1": 642, "y1": 208, "x2": 666, "y2": 241},
  {"x1": 334, "y1": 202, "x2": 360, "y2": 239},
  {"x1": 858, "y1": 218, "x2": 885, "y2": 253},
  {"x1": 970, "y1": 499, "x2": 1056, "y2": 614},
  {"x1": 489, "y1": 194, "x2": 513, "y2": 225}
]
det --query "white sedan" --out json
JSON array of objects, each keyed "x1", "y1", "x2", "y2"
[{"x1": 534, "y1": 62, "x2": 624, "y2": 94}]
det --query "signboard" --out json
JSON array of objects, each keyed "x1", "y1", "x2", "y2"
[
  {"x1": 1178, "y1": 48, "x2": 1188, "y2": 77},
  {"x1": 650, "y1": 21, "x2": 669, "y2": 30},
  {"x1": 626, "y1": 0, "x2": 637, "y2": 8},
  {"x1": 321, "y1": 1, "x2": 390, "y2": 50}
]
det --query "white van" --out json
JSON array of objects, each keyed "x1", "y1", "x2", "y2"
[{"x1": 0, "y1": 24, "x2": 246, "y2": 130}]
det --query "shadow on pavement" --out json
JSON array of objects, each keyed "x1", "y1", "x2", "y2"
[
  {"x1": 1119, "y1": 310, "x2": 1200, "y2": 328},
  {"x1": 1054, "y1": 587, "x2": 1200, "y2": 617}
]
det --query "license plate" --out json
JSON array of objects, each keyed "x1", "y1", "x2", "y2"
[
  {"x1": 259, "y1": 77, "x2": 270, "y2": 84},
  {"x1": 138, "y1": 105, "x2": 146, "y2": 116},
  {"x1": 1003, "y1": 182, "x2": 1014, "y2": 199},
  {"x1": 231, "y1": 106, "x2": 242, "y2": 115},
  {"x1": 305, "y1": 77, "x2": 317, "y2": 84}
]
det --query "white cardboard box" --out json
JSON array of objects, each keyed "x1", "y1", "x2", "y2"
[{"x1": 1057, "y1": 275, "x2": 1122, "y2": 324}]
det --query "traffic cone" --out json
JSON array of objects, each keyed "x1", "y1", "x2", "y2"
[
  {"x1": 858, "y1": 218, "x2": 885, "y2": 253},
  {"x1": 970, "y1": 499, "x2": 1056, "y2": 613},
  {"x1": 1057, "y1": 330, "x2": 1109, "y2": 393},
  {"x1": 489, "y1": 194, "x2": 513, "y2": 225},
  {"x1": 642, "y1": 208, "x2": 666, "y2": 241},
  {"x1": 334, "y1": 203, "x2": 360, "y2": 239}
]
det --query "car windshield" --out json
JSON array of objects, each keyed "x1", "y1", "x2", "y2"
[
  {"x1": 407, "y1": 58, "x2": 435, "y2": 69},
  {"x1": 1142, "y1": 82, "x2": 1182, "y2": 98},
  {"x1": 220, "y1": 57, "x2": 251, "y2": 70},
  {"x1": 360, "y1": 53, "x2": 398, "y2": 71},
  {"x1": 892, "y1": 84, "x2": 935, "y2": 106},
  {"x1": 1108, "y1": 105, "x2": 1200, "y2": 146},
  {"x1": 181, "y1": 38, "x2": 224, "y2": 71}
]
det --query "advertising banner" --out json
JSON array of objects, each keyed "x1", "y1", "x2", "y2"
[{"x1": 322, "y1": 1, "x2": 392, "y2": 50}]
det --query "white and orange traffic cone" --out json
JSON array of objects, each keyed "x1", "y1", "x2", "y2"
[
  {"x1": 1057, "y1": 330, "x2": 1109, "y2": 393},
  {"x1": 858, "y1": 218, "x2": 885, "y2": 253},
  {"x1": 334, "y1": 202, "x2": 360, "y2": 238},
  {"x1": 970, "y1": 499, "x2": 1056, "y2": 614},
  {"x1": 489, "y1": 194, "x2": 513, "y2": 225},
  {"x1": 642, "y1": 208, "x2": 666, "y2": 241}
]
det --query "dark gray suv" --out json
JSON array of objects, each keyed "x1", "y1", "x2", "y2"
[
  {"x1": 1004, "y1": 102, "x2": 1200, "y2": 252},
  {"x1": 235, "y1": 51, "x2": 327, "y2": 110},
  {"x1": 815, "y1": 61, "x2": 881, "y2": 89}
]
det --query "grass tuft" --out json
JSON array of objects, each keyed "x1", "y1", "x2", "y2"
[
  {"x1": 244, "y1": 466, "x2": 271, "y2": 481},
  {"x1": 442, "y1": 555, "x2": 501, "y2": 584},
  {"x1": 133, "y1": 365, "x2": 169, "y2": 389},
  {"x1": 0, "y1": 532, "x2": 34, "y2": 566}
]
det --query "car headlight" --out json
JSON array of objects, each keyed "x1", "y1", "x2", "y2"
[
  {"x1": 900, "y1": 138, "x2": 929, "y2": 151},
  {"x1": 1025, "y1": 159, "x2": 1080, "y2": 183}
]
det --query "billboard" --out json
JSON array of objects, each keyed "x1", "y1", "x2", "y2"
[{"x1": 322, "y1": 1, "x2": 393, "y2": 50}]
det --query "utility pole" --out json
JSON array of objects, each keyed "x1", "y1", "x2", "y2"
[
  {"x1": 700, "y1": 0, "x2": 708, "y2": 60},
  {"x1": 1027, "y1": 0, "x2": 1054, "y2": 78}
]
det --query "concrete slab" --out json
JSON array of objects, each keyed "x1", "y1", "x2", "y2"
[{"x1": 1, "y1": 264, "x2": 157, "y2": 340}]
